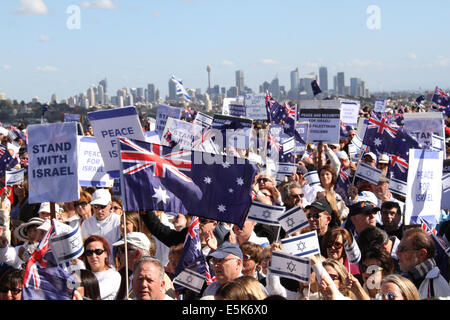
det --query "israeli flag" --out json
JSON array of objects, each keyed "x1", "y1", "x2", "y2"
[
  {"x1": 276, "y1": 162, "x2": 296, "y2": 182},
  {"x1": 281, "y1": 230, "x2": 320, "y2": 258},
  {"x1": 355, "y1": 162, "x2": 382, "y2": 185},
  {"x1": 389, "y1": 177, "x2": 408, "y2": 197},
  {"x1": 171, "y1": 75, "x2": 192, "y2": 102},
  {"x1": 269, "y1": 251, "x2": 311, "y2": 284},
  {"x1": 344, "y1": 236, "x2": 361, "y2": 264},
  {"x1": 281, "y1": 136, "x2": 295, "y2": 154},
  {"x1": 193, "y1": 112, "x2": 213, "y2": 128},
  {"x1": 351, "y1": 133, "x2": 364, "y2": 150},
  {"x1": 173, "y1": 268, "x2": 205, "y2": 293},
  {"x1": 304, "y1": 171, "x2": 320, "y2": 186},
  {"x1": 430, "y1": 134, "x2": 444, "y2": 151},
  {"x1": 247, "y1": 201, "x2": 285, "y2": 226},
  {"x1": 49, "y1": 220, "x2": 84, "y2": 265},
  {"x1": 5, "y1": 168, "x2": 25, "y2": 186},
  {"x1": 278, "y1": 206, "x2": 309, "y2": 235}
]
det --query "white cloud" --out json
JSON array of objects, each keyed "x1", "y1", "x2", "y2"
[
  {"x1": 408, "y1": 53, "x2": 417, "y2": 60},
  {"x1": 347, "y1": 58, "x2": 383, "y2": 67},
  {"x1": 3, "y1": 65, "x2": 12, "y2": 70},
  {"x1": 259, "y1": 58, "x2": 279, "y2": 65},
  {"x1": 12, "y1": 0, "x2": 49, "y2": 16},
  {"x1": 36, "y1": 65, "x2": 59, "y2": 72},
  {"x1": 81, "y1": 0, "x2": 118, "y2": 9},
  {"x1": 221, "y1": 60, "x2": 234, "y2": 67},
  {"x1": 39, "y1": 34, "x2": 51, "y2": 42}
]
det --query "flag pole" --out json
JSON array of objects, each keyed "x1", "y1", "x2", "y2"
[
  {"x1": 124, "y1": 211, "x2": 129, "y2": 300},
  {"x1": 351, "y1": 147, "x2": 365, "y2": 186}
]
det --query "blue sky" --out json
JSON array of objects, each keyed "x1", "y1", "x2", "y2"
[{"x1": 1, "y1": 0, "x2": 449, "y2": 102}]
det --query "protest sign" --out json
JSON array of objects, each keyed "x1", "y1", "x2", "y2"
[
  {"x1": 340, "y1": 99, "x2": 360, "y2": 126},
  {"x1": 374, "y1": 99, "x2": 386, "y2": 113},
  {"x1": 297, "y1": 109, "x2": 340, "y2": 143},
  {"x1": 78, "y1": 136, "x2": 113, "y2": 187},
  {"x1": 295, "y1": 122, "x2": 309, "y2": 155},
  {"x1": 193, "y1": 112, "x2": 214, "y2": 128},
  {"x1": 403, "y1": 112, "x2": 444, "y2": 148},
  {"x1": 228, "y1": 104, "x2": 246, "y2": 118},
  {"x1": 244, "y1": 94, "x2": 267, "y2": 120},
  {"x1": 161, "y1": 118, "x2": 204, "y2": 150},
  {"x1": 442, "y1": 159, "x2": 450, "y2": 209},
  {"x1": 28, "y1": 122, "x2": 79, "y2": 203},
  {"x1": 155, "y1": 104, "x2": 181, "y2": 137},
  {"x1": 87, "y1": 106, "x2": 145, "y2": 178},
  {"x1": 211, "y1": 114, "x2": 253, "y2": 151},
  {"x1": 222, "y1": 97, "x2": 245, "y2": 116},
  {"x1": 64, "y1": 113, "x2": 81, "y2": 123},
  {"x1": 405, "y1": 149, "x2": 444, "y2": 225}
]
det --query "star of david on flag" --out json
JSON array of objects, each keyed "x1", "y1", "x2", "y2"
[{"x1": 119, "y1": 137, "x2": 258, "y2": 228}]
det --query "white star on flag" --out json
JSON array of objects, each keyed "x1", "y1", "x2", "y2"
[
  {"x1": 218, "y1": 204, "x2": 226, "y2": 213},
  {"x1": 228, "y1": 188, "x2": 234, "y2": 193},
  {"x1": 222, "y1": 162, "x2": 231, "y2": 168},
  {"x1": 236, "y1": 177, "x2": 244, "y2": 186},
  {"x1": 374, "y1": 137, "x2": 382, "y2": 146},
  {"x1": 204, "y1": 176, "x2": 212, "y2": 184},
  {"x1": 152, "y1": 186, "x2": 170, "y2": 204}
]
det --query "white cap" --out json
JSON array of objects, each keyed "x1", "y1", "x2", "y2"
[
  {"x1": 336, "y1": 151, "x2": 349, "y2": 160},
  {"x1": 113, "y1": 232, "x2": 151, "y2": 252},
  {"x1": 38, "y1": 202, "x2": 60, "y2": 214},
  {"x1": 378, "y1": 154, "x2": 390, "y2": 164},
  {"x1": 90, "y1": 189, "x2": 111, "y2": 206},
  {"x1": 364, "y1": 152, "x2": 377, "y2": 162},
  {"x1": 358, "y1": 191, "x2": 378, "y2": 206}
]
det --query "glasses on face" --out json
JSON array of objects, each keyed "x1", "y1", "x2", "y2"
[
  {"x1": 0, "y1": 287, "x2": 21, "y2": 295},
  {"x1": 375, "y1": 292, "x2": 396, "y2": 301},
  {"x1": 199, "y1": 218, "x2": 214, "y2": 225},
  {"x1": 93, "y1": 204, "x2": 107, "y2": 210},
  {"x1": 360, "y1": 264, "x2": 383, "y2": 274},
  {"x1": 210, "y1": 257, "x2": 238, "y2": 266},
  {"x1": 328, "y1": 242, "x2": 343, "y2": 250},
  {"x1": 85, "y1": 249, "x2": 106, "y2": 257},
  {"x1": 307, "y1": 212, "x2": 321, "y2": 220},
  {"x1": 257, "y1": 178, "x2": 270, "y2": 183},
  {"x1": 117, "y1": 246, "x2": 136, "y2": 254},
  {"x1": 290, "y1": 193, "x2": 304, "y2": 199},
  {"x1": 74, "y1": 202, "x2": 88, "y2": 208},
  {"x1": 112, "y1": 206, "x2": 122, "y2": 211},
  {"x1": 328, "y1": 274, "x2": 340, "y2": 281}
]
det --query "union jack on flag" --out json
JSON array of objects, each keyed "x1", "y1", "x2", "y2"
[
  {"x1": 431, "y1": 86, "x2": 450, "y2": 107},
  {"x1": 367, "y1": 113, "x2": 399, "y2": 138},
  {"x1": 284, "y1": 102, "x2": 296, "y2": 120}
]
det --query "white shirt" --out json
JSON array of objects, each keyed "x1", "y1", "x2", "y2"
[
  {"x1": 81, "y1": 212, "x2": 121, "y2": 252},
  {"x1": 94, "y1": 268, "x2": 121, "y2": 300}
]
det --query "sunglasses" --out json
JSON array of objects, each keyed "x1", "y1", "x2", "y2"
[
  {"x1": 328, "y1": 242, "x2": 343, "y2": 250},
  {"x1": 307, "y1": 212, "x2": 321, "y2": 219},
  {"x1": 93, "y1": 204, "x2": 107, "y2": 210},
  {"x1": 74, "y1": 202, "x2": 88, "y2": 208},
  {"x1": 199, "y1": 218, "x2": 214, "y2": 224},
  {"x1": 360, "y1": 264, "x2": 383, "y2": 274},
  {"x1": 85, "y1": 249, "x2": 106, "y2": 257},
  {"x1": 290, "y1": 193, "x2": 304, "y2": 199},
  {"x1": 112, "y1": 206, "x2": 122, "y2": 211},
  {"x1": 257, "y1": 178, "x2": 271, "y2": 183},
  {"x1": 375, "y1": 292, "x2": 395, "y2": 300},
  {"x1": 0, "y1": 287, "x2": 21, "y2": 295}
]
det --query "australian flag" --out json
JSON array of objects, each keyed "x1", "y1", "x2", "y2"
[
  {"x1": 265, "y1": 93, "x2": 288, "y2": 124},
  {"x1": 173, "y1": 217, "x2": 215, "y2": 292},
  {"x1": 335, "y1": 168, "x2": 351, "y2": 206},
  {"x1": 184, "y1": 107, "x2": 197, "y2": 122},
  {"x1": 119, "y1": 138, "x2": 259, "y2": 228},
  {"x1": 311, "y1": 80, "x2": 322, "y2": 96},
  {"x1": 0, "y1": 147, "x2": 15, "y2": 176},
  {"x1": 431, "y1": 86, "x2": 450, "y2": 107},
  {"x1": 415, "y1": 95, "x2": 425, "y2": 106}
]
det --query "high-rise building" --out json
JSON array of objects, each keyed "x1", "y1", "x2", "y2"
[
  {"x1": 97, "y1": 84, "x2": 104, "y2": 105},
  {"x1": 337, "y1": 72, "x2": 345, "y2": 95},
  {"x1": 319, "y1": 67, "x2": 328, "y2": 93},
  {"x1": 51, "y1": 94, "x2": 58, "y2": 104},
  {"x1": 137, "y1": 87, "x2": 144, "y2": 103},
  {"x1": 290, "y1": 68, "x2": 299, "y2": 92},
  {"x1": 99, "y1": 78, "x2": 107, "y2": 94},
  {"x1": 227, "y1": 86, "x2": 239, "y2": 98},
  {"x1": 87, "y1": 86, "x2": 95, "y2": 107},
  {"x1": 350, "y1": 77, "x2": 362, "y2": 96},
  {"x1": 270, "y1": 77, "x2": 280, "y2": 100},
  {"x1": 299, "y1": 73, "x2": 318, "y2": 97},
  {"x1": 148, "y1": 84, "x2": 156, "y2": 103},
  {"x1": 260, "y1": 81, "x2": 270, "y2": 93},
  {"x1": 235, "y1": 70, "x2": 244, "y2": 95},
  {"x1": 168, "y1": 78, "x2": 177, "y2": 100}
]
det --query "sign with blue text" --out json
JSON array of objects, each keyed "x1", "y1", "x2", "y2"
[
  {"x1": 87, "y1": 106, "x2": 145, "y2": 178},
  {"x1": 78, "y1": 136, "x2": 113, "y2": 187},
  {"x1": 155, "y1": 104, "x2": 182, "y2": 137},
  {"x1": 298, "y1": 109, "x2": 340, "y2": 143},
  {"x1": 28, "y1": 122, "x2": 79, "y2": 203},
  {"x1": 244, "y1": 94, "x2": 268, "y2": 120}
]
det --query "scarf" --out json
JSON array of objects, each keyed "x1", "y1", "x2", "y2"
[{"x1": 403, "y1": 258, "x2": 436, "y2": 288}]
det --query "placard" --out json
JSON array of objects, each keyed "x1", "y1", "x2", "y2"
[
  {"x1": 155, "y1": 104, "x2": 182, "y2": 137},
  {"x1": 340, "y1": 100, "x2": 360, "y2": 126},
  {"x1": 374, "y1": 99, "x2": 386, "y2": 113},
  {"x1": 78, "y1": 136, "x2": 113, "y2": 187},
  {"x1": 298, "y1": 109, "x2": 340, "y2": 143},
  {"x1": 403, "y1": 112, "x2": 444, "y2": 148},
  {"x1": 244, "y1": 94, "x2": 267, "y2": 120}
]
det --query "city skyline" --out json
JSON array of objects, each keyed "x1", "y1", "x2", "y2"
[{"x1": 1, "y1": 0, "x2": 449, "y2": 102}]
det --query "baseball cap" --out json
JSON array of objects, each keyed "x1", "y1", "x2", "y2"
[
  {"x1": 113, "y1": 232, "x2": 151, "y2": 252},
  {"x1": 348, "y1": 201, "x2": 380, "y2": 218},
  {"x1": 336, "y1": 151, "x2": 349, "y2": 160},
  {"x1": 329, "y1": 143, "x2": 340, "y2": 149},
  {"x1": 304, "y1": 199, "x2": 333, "y2": 215},
  {"x1": 207, "y1": 241, "x2": 243, "y2": 260},
  {"x1": 378, "y1": 154, "x2": 389, "y2": 164},
  {"x1": 364, "y1": 152, "x2": 377, "y2": 162},
  {"x1": 38, "y1": 202, "x2": 60, "y2": 214},
  {"x1": 357, "y1": 191, "x2": 378, "y2": 205},
  {"x1": 90, "y1": 189, "x2": 112, "y2": 206}
]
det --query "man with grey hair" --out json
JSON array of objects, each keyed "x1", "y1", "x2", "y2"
[
  {"x1": 131, "y1": 256, "x2": 174, "y2": 300},
  {"x1": 281, "y1": 181, "x2": 307, "y2": 210},
  {"x1": 254, "y1": 170, "x2": 282, "y2": 205}
]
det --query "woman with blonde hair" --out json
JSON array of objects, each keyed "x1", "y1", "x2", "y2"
[
  {"x1": 234, "y1": 276, "x2": 267, "y2": 300},
  {"x1": 377, "y1": 274, "x2": 421, "y2": 300}
]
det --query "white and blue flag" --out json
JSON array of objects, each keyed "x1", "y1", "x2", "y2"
[
  {"x1": 269, "y1": 251, "x2": 311, "y2": 284},
  {"x1": 389, "y1": 176, "x2": 408, "y2": 197},
  {"x1": 355, "y1": 161, "x2": 382, "y2": 185},
  {"x1": 48, "y1": 220, "x2": 84, "y2": 265},
  {"x1": 5, "y1": 168, "x2": 25, "y2": 186},
  {"x1": 171, "y1": 75, "x2": 192, "y2": 102},
  {"x1": 247, "y1": 201, "x2": 285, "y2": 226},
  {"x1": 344, "y1": 236, "x2": 361, "y2": 264},
  {"x1": 173, "y1": 268, "x2": 205, "y2": 293},
  {"x1": 281, "y1": 230, "x2": 320, "y2": 258},
  {"x1": 278, "y1": 206, "x2": 309, "y2": 235},
  {"x1": 304, "y1": 171, "x2": 320, "y2": 187}
]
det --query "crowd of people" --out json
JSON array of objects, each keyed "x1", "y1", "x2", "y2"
[{"x1": 0, "y1": 102, "x2": 449, "y2": 301}]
